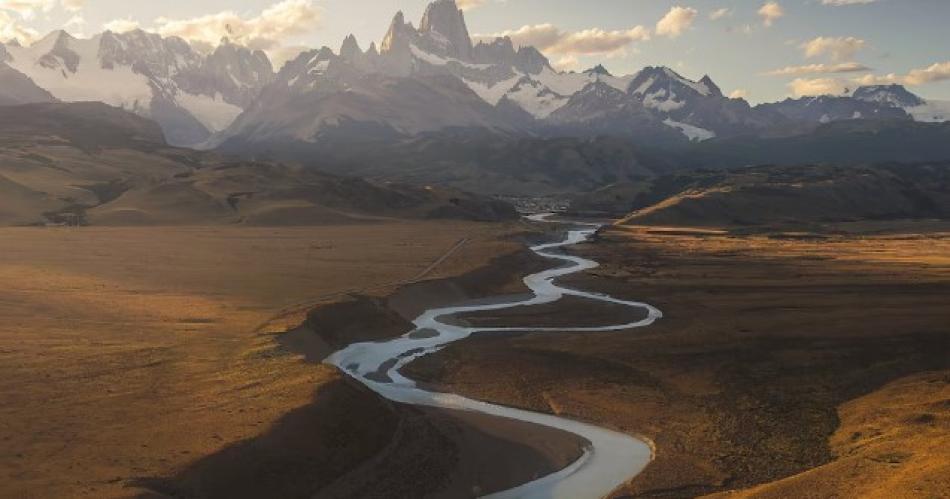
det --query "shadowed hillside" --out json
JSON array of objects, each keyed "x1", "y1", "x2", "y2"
[
  {"x1": 574, "y1": 163, "x2": 950, "y2": 228},
  {"x1": 0, "y1": 102, "x2": 516, "y2": 226}
]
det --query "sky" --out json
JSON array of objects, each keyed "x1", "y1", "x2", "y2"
[{"x1": 1, "y1": 0, "x2": 949, "y2": 103}]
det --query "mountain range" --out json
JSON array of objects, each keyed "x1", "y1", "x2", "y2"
[
  {"x1": 212, "y1": 0, "x2": 950, "y2": 150},
  {"x1": 1, "y1": 0, "x2": 948, "y2": 150},
  {"x1": 1, "y1": 0, "x2": 949, "y2": 196},
  {"x1": 0, "y1": 29, "x2": 273, "y2": 146}
]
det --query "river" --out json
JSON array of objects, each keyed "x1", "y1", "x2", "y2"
[{"x1": 327, "y1": 215, "x2": 663, "y2": 498}]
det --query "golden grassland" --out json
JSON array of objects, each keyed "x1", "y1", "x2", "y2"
[
  {"x1": 407, "y1": 224, "x2": 950, "y2": 498},
  {"x1": 617, "y1": 227, "x2": 950, "y2": 498},
  {"x1": 708, "y1": 371, "x2": 948, "y2": 499},
  {"x1": 0, "y1": 220, "x2": 524, "y2": 498}
]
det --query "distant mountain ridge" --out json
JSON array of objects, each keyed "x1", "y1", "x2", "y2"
[
  {"x1": 1, "y1": 0, "x2": 948, "y2": 164},
  {"x1": 0, "y1": 30, "x2": 273, "y2": 146},
  {"x1": 0, "y1": 0, "x2": 950, "y2": 192},
  {"x1": 206, "y1": 0, "x2": 947, "y2": 151}
]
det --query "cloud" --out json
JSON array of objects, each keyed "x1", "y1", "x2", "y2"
[
  {"x1": 455, "y1": 0, "x2": 488, "y2": 10},
  {"x1": 788, "y1": 77, "x2": 849, "y2": 97},
  {"x1": 476, "y1": 23, "x2": 650, "y2": 57},
  {"x1": 103, "y1": 17, "x2": 139, "y2": 33},
  {"x1": 0, "y1": 9, "x2": 38, "y2": 43},
  {"x1": 729, "y1": 89, "x2": 749, "y2": 99},
  {"x1": 61, "y1": 0, "x2": 83, "y2": 12},
  {"x1": 555, "y1": 26, "x2": 651, "y2": 55},
  {"x1": 153, "y1": 0, "x2": 321, "y2": 54},
  {"x1": 64, "y1": 13, "x2": 83, "y2": 30},
  {"x1": 552, "y1": 55, "x2": 579, "y2": 71},
  {"x1": 822, "y1": 0, "x2": 876, "y2": 5},
  {"x1": 786, "y1": 61, "x2": 950, "y2": 97},
  {"x1": 855, "y1": 61, "x2": 950, "y2": 86},
  {"x1": 709, "y1": 8, "x2": 731, "y2": 20},
  {"x1": 656, "y1": 6, "x2": 697, "y2": 38},
  {"x1": 902, "y1": 61, "x2": 950, "y2": 85},
  {"x1": 0, "y1": 0, "x2": 55, "y2": 20},
  {"x1": 478, "y1": 24, "x2": 562, "y2": 51},
  {"x1": 802, "y1": 36, "x2": 865, "y2": 62},
  {"x1": 758, "y1": 1, "x2": 784, "y2": 27},
  {"x1": 766, "y1": 62, "x2": 871, "y2": 76}
]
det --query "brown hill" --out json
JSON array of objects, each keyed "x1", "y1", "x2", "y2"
[
  {"x1": 0, "y1": 102, "x2": 516, "y2": 226},
  {"x1": 615, "y1": 164, "x2": 950, "y2": 228}
]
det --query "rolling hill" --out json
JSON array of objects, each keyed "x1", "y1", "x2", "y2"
[
  {"x1": 0, "y1": 102, "x2": 516, "y2": 226},
  {"x1": 601, "y1": 163, "x2": 950, "y2": 228}
]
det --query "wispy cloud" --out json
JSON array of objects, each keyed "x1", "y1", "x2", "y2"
[
  {"x1": 0, "y1": 9, "x2": 38, "y2": 43},
  {"x1": 476, "y1": 23, "x2": 650, "y2": 58},
  {"x1": 455, "y1": 0, "x2": 488, "y2": 10},
  {"x1": 729, "y1": 88, "x2": 749, "y2": 99},
  {"x1": 102, "y1": 17, "x2": 139, "y2": 33},
  {"x1": 0, "y1": 0, "x2": 55, "y2": 20},
  {"x1": 855, "y1": 61, "x2": 950, "y2": 86},
  {"x1": 766, "y1": 62, "x2": 871, "y2": 76},
  {"x1": 61, "y1": 0, "x2": 83, "y2": 12},
  {"x1": 787, "y1": 77, "x2": 849, "y2": 97},
  {"x1": 709, "y1": 8, "x2": 731, "y2": 21},
  {"x1": 802, "y1": 36, "x2": 866, "y2": 62},
  {"x1": 787, "y1": 61, "x2": 950, "y2": 97},
  {"x1": 152, "y1": 0, "x2": 321, "y2": 56},
  {"x1": 821, "y1": 0, "x2": 876, "y2": 5},
  {"x1": 0, "y1": 0, "x2": 84, "y2": 43}
]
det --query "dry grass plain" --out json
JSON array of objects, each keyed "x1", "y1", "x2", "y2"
[
  {"x1": 407, "y1": 224, "x2": 950, "y2": 498},
  {"x1": 0, "y1": 220, "x2": 525, "y2": 498}
]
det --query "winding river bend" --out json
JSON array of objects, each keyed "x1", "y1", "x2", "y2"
[{"x1": 327, "y1": 215, "x2": 663, "y2": 498}]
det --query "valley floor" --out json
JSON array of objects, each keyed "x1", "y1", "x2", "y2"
[
  {"x1": 404, "y1": 223, "x2": 950, "y2": 498},
  {"x1": 0, "y1": 221, "x2": 527, "y2": 498},
  {"x1": 4, "y1": 219, "x2": 947, "y2": 498}
]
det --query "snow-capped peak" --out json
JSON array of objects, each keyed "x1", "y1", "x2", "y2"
[
  {"x1": 1, "y1": 29, "x2": 275, "y2": 146},
  {"x1": 852, "y1": 84, "x2": 925, "y2": 108},
  {"x1": 847, "y1": 84, "x2": 950, "y2": 123},
  {"x1": 628, "y1": 66, "x2": 717, "y2": 98}
]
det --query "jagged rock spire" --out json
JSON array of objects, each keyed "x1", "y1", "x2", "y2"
[
  {"x1": 418, "y1": 0, "x2": 473, "y2": 59},
  {"x1": 381, "y1": 11, "x2": 410, "y2": 54},
  {"x1": 340, "y1": 34, "x2": 363, "y2": 62},
  {"x1": 378, "y1": 1, "x2": 478, "y2": 64}
]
